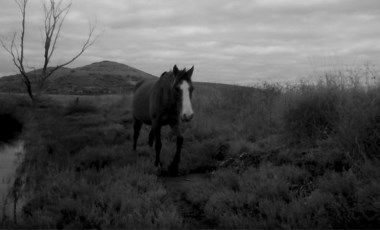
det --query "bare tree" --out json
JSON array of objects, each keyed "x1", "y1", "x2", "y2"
[{"x1": 1, "y1": 0, "x2": 96, "y2": 102}]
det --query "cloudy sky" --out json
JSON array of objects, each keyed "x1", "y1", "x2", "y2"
[{"x1": 1, "y1": 0, "x2": 379, "y2": 84}]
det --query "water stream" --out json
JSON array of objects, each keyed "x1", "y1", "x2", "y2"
[{"x1": 0, "y1": 140, "x2": 24, "y2": 221}]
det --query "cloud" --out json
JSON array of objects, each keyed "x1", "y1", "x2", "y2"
[{"x1": 0, "y1": 0, "x2": 379, "y2": 84}]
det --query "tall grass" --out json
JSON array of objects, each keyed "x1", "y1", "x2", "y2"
[
  {"x1": 191, "y1": 83, "x2": 281, "y2": 142},
  {"x1": 281, "y1": 82, "x2": 341, "y2": 144},
  {"x1": 281, "y1": 70, "x2": 380, "y2": 160}
]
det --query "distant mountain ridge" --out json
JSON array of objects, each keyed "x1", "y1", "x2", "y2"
[{"x1": 0, "y1": 61, "x2": 157, "y2": 95}]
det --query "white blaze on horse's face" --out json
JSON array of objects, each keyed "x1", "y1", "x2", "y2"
[{"x1": 179, "y1": 81, "x2": 194, "y2": 122}]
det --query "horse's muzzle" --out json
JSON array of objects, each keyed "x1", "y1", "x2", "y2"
[{"x1": 181, "y1": 113, "x2": 194, "y2": 122}]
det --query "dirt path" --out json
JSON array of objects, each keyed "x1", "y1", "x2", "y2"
[{"x1": 160, "y1": 173, "x2": 213, "y2": 228}]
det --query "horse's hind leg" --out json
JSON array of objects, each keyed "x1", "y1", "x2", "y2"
[{"x1": 132, "y1": 118, "x2": 142, "y2": 151}]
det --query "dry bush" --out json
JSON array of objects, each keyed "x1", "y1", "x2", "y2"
[
  {"x1": 180, "y1": 139, "x2": 225, "y2": 174},
  {"x1": 191, "y1": 82, "x2": 281, "y2": 142},
  {"x1": 280, "y1": 67, "x2": 380, "y2": 158},
  {"x1": 334, "y1": 85, "x2": 380, "y2": 160},
  {"x1": 21, "y1": 163, "x2": 183, "y2": 229},
  {"x1": 186, "y1": 161, "x2": 380, "y2": 229},
  {"x1": 281, "y1": 82, "x2": 340, "y2": 144}
]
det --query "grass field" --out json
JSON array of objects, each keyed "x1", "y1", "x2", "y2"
[{"x1": 0, "y1": 72, "x2": 380, "y2": 228}]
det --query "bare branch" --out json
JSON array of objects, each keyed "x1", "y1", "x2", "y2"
[
  {"x1": 46, "y1": 21, "x2": 98, "y2": 79},
  {"x1": 1, "y1": 34, "x2": 20, "y2": 73},
  {"x1": 18, "y1": 0, "x2": 27, "y2": 72},
  {"x1": 14, "y1": 0, "x2": 26, "y2": 12},
  {"x1": 48, "y1": 2, "x2": 71, "y2": 61},
  {"x1": 42, "y1": 0, "x2": 72, "y2": 74}
]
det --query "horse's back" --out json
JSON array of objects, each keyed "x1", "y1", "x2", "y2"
[{"x1": 132, "y1": 80, "x2": 156, "y2": 125}]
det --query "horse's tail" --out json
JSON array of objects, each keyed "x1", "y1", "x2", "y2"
[{"x1": 133, "y1": 80, "x2": 145, "y2": 93}]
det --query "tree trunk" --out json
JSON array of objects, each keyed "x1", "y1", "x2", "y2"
[{"x1": 22, "y1": 78, "x2": 35, "y2": 103}]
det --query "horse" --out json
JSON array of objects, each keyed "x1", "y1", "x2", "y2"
[{"x1": 132, "y1": 65, "x2": 194, "y2": 175}]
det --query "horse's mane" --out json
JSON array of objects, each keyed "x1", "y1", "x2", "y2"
[
  {"x1": 133, "y1": 80, "x2": 145, "y2": 92},
  {"x1": 160, "y1": 71, "x2": 167, "y2": 77},
  {"x1": 158, "y1": 71, "x2": 176, "y2": 86}
]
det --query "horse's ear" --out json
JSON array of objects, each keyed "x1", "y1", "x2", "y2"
[
  {"x1": 186, "y1": 65, "x2": 194, "y2": 79},
  {"x1": 173, "y1": 65, "x2": 179, "y2": 76}
]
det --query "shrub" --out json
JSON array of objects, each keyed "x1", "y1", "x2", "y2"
[
  {"x1": 193, "y1": 165, "x2": 313, "y2": 228},
  {"x1": 282, "y1": 190, "x2": 334, "y2": 228},
  {"x1": 356, "y1": 180, "x2": 380, "y2": 228},
  {"x1": 180, "y1": 139, "x2": 226, "y2": 173},
  {"x1": 184, "y1": 180, "x2": 216, "y2": 209},
  {"x1": 283, "y1": 83, "x2": 340, "y2": 144},
  {"x1": 21, "y1": 165, "x2": 183, "y2": 229},
  {"x1": 211, "y1": 169, "x2": 241, "y2": 192},
  {"x1": 200, "y1": 165, "x2": 379, "y2": 229},
  {"x1": 314, "y1": 171, "x2": 359, "y2": 228},
  {"x1": 190, "y1": 83, "x2": 281, "y2": 141},
  {"x1": 204, "y1": 189, "x2": 248, "y2": 227},
  {"x1": 276, "y1": 145, "x2": 352, "y2": 177},
  {"x1": 335, "y1": 87, "x2": 380, "y2": 160},
  {"x1": 282, "y1": 170, "x2": 380, "y2": 228}
]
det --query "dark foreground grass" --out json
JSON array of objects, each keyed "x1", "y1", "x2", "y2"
[
  {"x1": 2, "y1": 72, "x2": 380, "y2": 229},
  {"x1": 2, "y1": 96, "x2": 183, "y2": 229}
]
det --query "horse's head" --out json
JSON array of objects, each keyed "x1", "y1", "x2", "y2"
[{"x1": 172, "y1": 65, "x2": 194, "y2": 122}]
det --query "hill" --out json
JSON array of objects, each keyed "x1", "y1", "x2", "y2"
[{"x1": 0, "y1": 61, "x2": 157, "y2": 95}]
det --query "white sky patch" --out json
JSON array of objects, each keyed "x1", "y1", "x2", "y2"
[
  {"x1": 0, "y1": 0, "x2": 379, "y2": 84},
  {"x1": 173, "y1": 26, "x2": 212, "y2": 36},
  {"x1": 223, "y1": 44, "x2": 297, "y2": 55},
  {"x1": 186, "y1": 41, "x2": 220, "y2": 48},
  {"x1": 149, "y1": 50, "x2": 186, "y2": 59}
]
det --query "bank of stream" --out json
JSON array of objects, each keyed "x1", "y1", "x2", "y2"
[
  {"x1": 0, "y1": 141, "x2": 24, "y2": 222},
  {"x1": 0, "y1": 113, "x2": 24, "y2": 223}
]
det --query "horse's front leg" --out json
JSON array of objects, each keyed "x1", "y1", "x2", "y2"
[
  {"x1": 152, "y1": 123, "x2": 162, "y2": 168},
  {"x1": 169, "y1": 124, "x2": 183, "y2": 175}
]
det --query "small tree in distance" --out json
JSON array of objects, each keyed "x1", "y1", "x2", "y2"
[{"x1": 0, "y1": 0, "x2": 97, "y2": 103}]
